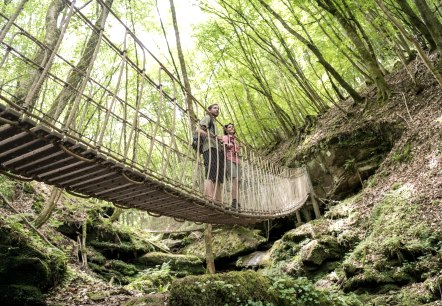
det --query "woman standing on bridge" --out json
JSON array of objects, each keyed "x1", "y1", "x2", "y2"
[{"x1": 223, "y1": 123, "x2": 241, "y2": 211}]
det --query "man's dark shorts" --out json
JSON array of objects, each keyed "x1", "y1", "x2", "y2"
[{"x1": 202, "y1": 148, "x2": 224, "y2": 183}]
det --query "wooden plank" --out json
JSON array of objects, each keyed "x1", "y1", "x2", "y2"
[
  {"x1": 47, "y1": 163, "x2": 100, "y2": 184},
  {"x1": 0, "y1": 124, "x2": 19, "y2": 139},
  {"x1": 37, "y1": 161, "x2": 86, "y2": 179},
  {"x1": 56, "y1": 167, "x2": 109, "y2": 186},
  {"x1": 93, "y1": 183, "x2": 135, "y2": 197},
  {"x1": 15, "y1": 150, "x2": 65, "y2": 171},
  {"x1": 2, "y1": 143, "x2": 55, "y2": 167},
  {"x1": 68, "y1": 172, "x2": 117, "y2": 189},
  {"x1": 108, "y1": 187, "x2": 159, "y2": 202},
  {"x1": 76, "y1": 175, "x2": 126, "y2": 194},
  {"x1": 0, "y1": 138, "x2": 44, "y2": 163},
  {"x1": 0, "y1": 107, "x2": 20, "y2": 121},
  {"x1": 28, "y1": 155, "x2": 75, "y2": 175},
  {"x1": 0, "y1": 131, "x2": 30, "y2": 147}
]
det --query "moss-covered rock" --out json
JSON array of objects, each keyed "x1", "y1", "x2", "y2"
[
  {"x1": 168, "y1": 271, "x2": 279, "y2": 306},
  {"x1": 137, "y1": 252, "x2": 204, "y2": 275},
  {"x1": 86, "y1": 221, "x2": 156, "y2": 260},
  {"x1": 270, "y1": 219, "x2": 350, "y2": 275},
  {"x1": 0, "y1": 218, "x2": 66, "y2": 289},
  {"x1": 299, "y1": 236, "x2": 343, "y2": 266},
  {"x1": 291, "y1": 124, "x2": 400, "y2": 200},
  {"x1": 236, "y1": 250, "x2": 271, "y2": 268},
  {"x1": 105, "y1": 259, "x2": 138, "y2": 276},
  {"x1": 87, "y1": 247, "x2": 107, "y2": 265},
  {"x1": 87, "y1": 290, "x2": 110, "y2": 302},
  {"x1": 89, "y1": 259, "x2": 139, "y2": 285},
  {"x1": 122, "y1": 294, "x2": 166, "y2": 306},
  {"x1": 0, "y1": 285, "x2": 46, "y2": 306},
  {"x1": 125, "y1": 262, "x2": 174, "y2": 294},
  {"x1": 182, "y1": 226, "x2": 266, "y2": 260},
  {"x1": 342, "y1": 186, "x2": 442, "y2": 295},
  {"x1": 0, "y1": 216, "x2": 66, "y2": 304}
]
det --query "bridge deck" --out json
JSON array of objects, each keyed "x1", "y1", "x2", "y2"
[{"x1": 0, "y1": 103, "x2": 307, "y2": 224}]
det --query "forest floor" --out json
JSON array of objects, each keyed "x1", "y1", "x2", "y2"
[{"x1": 269, "y1": 52, "x2": 441, "y2": 230}]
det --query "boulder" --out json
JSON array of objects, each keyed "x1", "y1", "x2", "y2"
[
  {"x1": 290, "y1": 124, "x2": 402, "y2": 200},
  {"x1": 236, "y1": 251, "x2": 271, "y2": 268},
  {"x1": 168, "y1": 271, "x2": 278, "y2": 306},
  {"x1": 299, "y1": 236, "x2": 343, "y2": 266},
  {"x1": 0, "y1": 218, "x2": 66, "y2": 305},
  {"x1": 182, "y1": 226, "x2": 266, "y2": 260},
  {"x1": 137, "y1": 252, "x2": 205, "y2": 275}
]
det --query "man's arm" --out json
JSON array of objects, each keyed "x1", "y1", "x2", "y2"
[
  {"x1": 197, "y1": 116, "x2": 222, "y2": 141},
  {"x1": 196, "y1": 115, "x2": 211, "y2": 137}
]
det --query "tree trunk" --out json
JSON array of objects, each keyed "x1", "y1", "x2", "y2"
[
  {"x1": 15, "y1": 0, "x2": 64, "y2": 106},
  {"x1": 414, "y1": 0, "x2": 442, "y2": 53},
  {"x1": 256, "y1": 0, "x2": 363, "y2": 103},
  {"x1": 109, "y1": 207, "x2": 122, "y2": 223},
  {"x1": 46, "y1": 0, "x2": 114, "y2": 121},
  {"x1": 375, "y1": 0, "x2": 442, "y2": 86},
  {"x1": 316, "y1": 0, "x2": 390, "y2": 100},
  {"x1": 33, "y1": 187, "x2": 62, "y2": 228},
  {"x1": 80, "y1": 221, "x2": 88, "y2": 269},
  {"x1": 169, "y1": 0, "x2": 197, "y2": 128},
  {"x1": 396, "y1": 0, "x2": 436, "y2": 50}
]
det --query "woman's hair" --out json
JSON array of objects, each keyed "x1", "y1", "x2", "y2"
[{"x1": 223, "y1": 123, "x2": 234, "y2": 135}]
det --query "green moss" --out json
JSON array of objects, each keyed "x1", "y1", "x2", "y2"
[
  {"x1": 342, "y1": 186, "x2": 442, "y2": 294},
  {"x1": 183, "y1": 226, "x2": 266, "y2": 260},
  {"x1": 0, "y1": 285, "x2": 45, "y2": 306},
  {"x1": 87, "y1": 290, "x2": 110, "y2": 301},
  {"x1": 0, "y1": 175, "x2": 16, "y2": 200},
  {"x1": 89, "y1": 240, "x2": 150, "y2": 254},
  {"x1": 31, "y1": 194, "x2": 45, "y2": 213},
  {"x1": 89, "y1": 262, "x2": 133, "y2": 285},
  {"x1": 137, "y1": 252, "x2": 204, "y2": 276},
  {"x1": 269, "y1": 275, "x2": 363, "y2": 306},
  {"x1": 22, "y1": 182, "x2": 35, "y2": 194},
  {"x1": 123, "y1": 294, "x2": 166, "y2": 306},
  {"x1": 0, "y1": 216, "x2": 66, "y2": 290},
  {"x1": 168, "y1": 271, "x2": 279, "y2": 306},
  {"x1": 87, "y1": 247, "x2": 107, "y2": 265},
  {"x1": 391, "y1": 142, "x2": 413, "y2": 163},
  {"x1": 125, "y1": 262, "x2": 174, "y2": 294},
  {"x1": 105, "y1": 260, "x2": 138, "y2": 276}
]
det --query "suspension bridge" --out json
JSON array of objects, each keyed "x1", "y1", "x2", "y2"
[{"x1": 0, "y1": 0, "x2": 313, "y2": 224}]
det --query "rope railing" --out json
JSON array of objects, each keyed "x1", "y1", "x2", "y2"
[{"x1": 0, "y1": 0, "x2": 312, "y2": 223}]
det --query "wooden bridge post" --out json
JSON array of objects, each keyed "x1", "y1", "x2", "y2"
[
  {"x1": 305, "y1": 169, "x2": 321, "y2": 219},
  {"x1": 204, "y1": 224, "x2": 216, "y2": 274},
  {"x1": 295, "y1": 210, "x2": 302, "y2": 225}
]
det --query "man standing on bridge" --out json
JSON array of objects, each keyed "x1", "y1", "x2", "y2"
[{"x1": 196, "y1": 104, "x2": 224, "y2": 205}]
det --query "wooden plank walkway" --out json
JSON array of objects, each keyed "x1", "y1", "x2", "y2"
[{"x1": 0, "y1": 103, "x2": 308, "y2": 224}]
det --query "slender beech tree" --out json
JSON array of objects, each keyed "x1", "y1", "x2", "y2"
[
  {"x1": 15, "y1": 0, "x2": 65, "y2": 107},
  {"x1": 395, "y1": 0, "x2": 437, "y2": 50},
  {"x1": 46, "y1": 0, "x2": 114, "y2": 121},
  {"x1": 169, "y1": 0, "x2": 197, "y2": 128},
  {"x1": 413, "y1": 0, "x2": 442, "y2": 53},
  {"x1": 315, "y1": 0, "x2": 390, "y2": 100},
  {"x1": 255, "y1": 0, "x2": 363, "y2": 103}
]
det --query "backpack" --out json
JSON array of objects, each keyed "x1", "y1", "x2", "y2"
[{"x1": 192, "y1": 118, "x2": 213, "y2": 154}]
